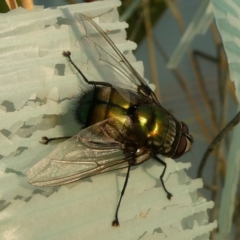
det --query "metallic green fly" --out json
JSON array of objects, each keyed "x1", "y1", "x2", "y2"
[{"x1": 29, "y1": 13, "x2": 193, "y2": 226}]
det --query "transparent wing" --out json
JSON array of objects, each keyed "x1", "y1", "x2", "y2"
[
  {"x1": 28, "y1": 135, "x2": 129, "y2": 187},
  {"x1": 28, "y1": 119, "x2": 133, "y2": 187},
  {"x1": 74, "y1": 13, "x2": 160, "y2": 104}
]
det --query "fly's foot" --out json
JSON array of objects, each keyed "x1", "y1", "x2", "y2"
[
  {"x1": 62, "y1": 51, "x2": 71, "y2": 58},
  {"x1": 112, "y1": 218, "x2": 120, "y2": 227},
  {"x1": 167, "y1": 192, "x2": 173, "y2": 200},
  {"x1": 40, "y1": 136, "x2": 50, "y2": 145}
]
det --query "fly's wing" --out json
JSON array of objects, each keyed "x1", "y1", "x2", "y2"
[
  {"x1": 74, "y1": 13, "x2": 160, "y2": 104},
  {"x1": 28, "y1": 135, "x2": 128, "y2": 187},
  {"x1": 28, "y1": 119, "x2": 134, "y2": 187},
  {"x1": 79, "y1": 117, "x2": 131, "y2": 148}
]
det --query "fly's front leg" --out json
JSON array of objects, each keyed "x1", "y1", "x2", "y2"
[{"x1": 154, "y1": 156, "x2": 173, "y2": 200}]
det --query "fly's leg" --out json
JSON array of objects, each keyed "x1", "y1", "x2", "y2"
[
  {"x1": 154, "y1": 156, "x2": 173, "y2": 200},
  {"x1": 41, "y1": 136, "x2": 72, "y2": 145},
  {"x1": 42, "y1": 51, "x2": 98, "y2": 145},
  {"x1": 112, "y1": 166, "x2": 131, "y2": 227},
  {"x1": 63, "y1": 51, "x2": 112, "y2": 87}
]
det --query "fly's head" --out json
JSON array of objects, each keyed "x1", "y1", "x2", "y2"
[{"x1": 171, "y1": 121, "x2": 193, "y2": 159}]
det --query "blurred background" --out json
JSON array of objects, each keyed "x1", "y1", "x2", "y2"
[{"x1": 1, "y1": 0, "x2": 239, "y2": 239}]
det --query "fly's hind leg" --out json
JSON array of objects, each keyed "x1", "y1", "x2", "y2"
[
  {"x1": 40, "y1": 136, "x2": 72, "y2": 145},
  {"x1": 154, "y1": 156, "x2": 173, "y2": 200},
  {"x1": 63, "y1": 51, "x2": 112, "y2": 87}
]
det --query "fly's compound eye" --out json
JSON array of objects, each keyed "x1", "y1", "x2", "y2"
[
  {"x1": 172, "y1": 121, "x2": 192, "y2": 159},
  {"x1": 181, "y1": 121, "x2": 189, "y2": 134},
  {"x1": 172, "y1": 136, "x2": 187, "y2": 159}
]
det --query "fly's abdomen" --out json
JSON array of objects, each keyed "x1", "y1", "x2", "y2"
[{"x1": 75, "y1": 87, "x2": 131, "y2": 127}]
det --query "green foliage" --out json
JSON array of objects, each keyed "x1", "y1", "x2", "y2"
[{"x1": 0, "y1": 0, "x2": 22, "y2": 13}]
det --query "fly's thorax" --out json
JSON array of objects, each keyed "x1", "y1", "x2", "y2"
[
  {"x1": 133, "y1": 104, "x2": 193, "y2": 158},
  {"x1": 133, "y1": 104, "x2": 172, "y2": 148},
  {"x1": 75, "y1": 86, "x2": 132, "y2": 127}
]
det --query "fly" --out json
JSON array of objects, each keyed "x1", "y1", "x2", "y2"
[{"x1": 28, "y1": 13, "x2": 193, "y2": 226}]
